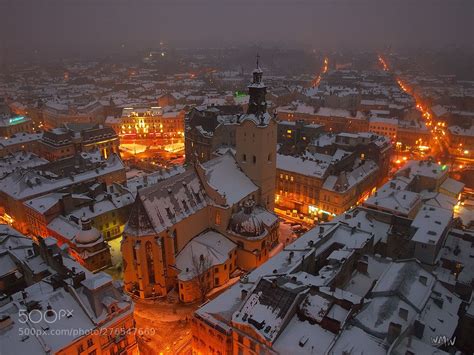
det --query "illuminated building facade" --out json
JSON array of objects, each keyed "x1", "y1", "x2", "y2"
[
  {"x1": 0, "y1": 115, "x2": 33, "y2": 137},
  {"x1": 122, "y1": 63, "x2": 279, "y2": 303},
  {"x1": 369, "y1": 117, "x2": 398, "y2": 141},
  {"x1": 276, "y1": 132, "x2": 391, "y2": 219},
  {"x1": 24, "y1": 186, "x2": 134, "y2": 242},
  {"x1": 110, "y1": 106, "x2": 185, "y2": 140},
  {"x1": 396, "y1": 120, "x2": 431, "y2": 148},
  {"x1": 0, "y1": 152, "x2": 126, "y2": 234},
  {"x1": 447, "y1": 125, "x2": 474, "y2": 160}
]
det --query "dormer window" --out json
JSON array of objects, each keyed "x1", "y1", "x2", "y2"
[
  {"x1": 182, "y1": 200, "x2": 189, "y2": 213},
  {"x1": 165, "y1": 207, "x2": 174, "y2": 220}
]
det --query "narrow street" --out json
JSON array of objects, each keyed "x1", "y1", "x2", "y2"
[
  {"x1": 378, "y1": 54, "x2": 449, "y2": 163},
  {"x1": 134, "y1": 299, "x2": 197, "y2": 355},
  {"x1": 311, "y1": 56, "x2": 329, "y2": 87}
]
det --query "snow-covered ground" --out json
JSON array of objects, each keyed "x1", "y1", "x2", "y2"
[
  {"x1": 120, "y1": 143, "x2": 148, "y2": 154},
  {"x1": 105, "y1": 237, "x2": 123, "y2": 279},
  {"x1": 279, "y1": 221, "x2": 296, "y2": 246}
]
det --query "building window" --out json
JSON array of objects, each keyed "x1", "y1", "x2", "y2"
[
  {"x1": 242, "y1": 154, "x2": 247, "y2": 162},
  {"x1": 215, "y1": 210, "x2": 221, "y2": 225},
  {"x1": 146, "y1": 241, "x2": 155, "y2": 284},
  {"x1": 267, "y1": 153, "x2": 271, "y2": 162},
  {"x1": 253, "y1": 155, "x2": 256, "y2": 164},
  {"x1": 87, "y1": 338, "x2": 93, "y2": 347},
  {"x1": 182, "y1": 200, "x2": 189, "y2": 213},
  {"x1": 250, "y1": 341, "x2": 256, "y2": 351}
]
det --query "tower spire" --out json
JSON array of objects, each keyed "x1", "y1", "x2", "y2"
[{"x1": 247, "y1": 55, "x2": 267, "y2": 117}]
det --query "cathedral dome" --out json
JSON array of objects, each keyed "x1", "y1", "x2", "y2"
[
  {"x1": 229, "y1": 200, "x2": 265, "y2": 238},
  {"x1": 75, "y1": 217, "x2": 101, "y2": 245}
]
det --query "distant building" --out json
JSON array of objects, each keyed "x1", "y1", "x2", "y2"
[
  {"x1": 446, "y1": 125, "x2": 474, "y2": 159},
  {"x1": 0, "y1": 114, "x2": 33, "y2": 138},
  {"x1": 277, "y1": 120, "x2": 324, "y2": 154},
  {"x1": 276, "y1": 103, "x2": 369, "y2": 133},
  {"x1": 0, "y1": 132, "x2": 42, "y2": 158},
  {"x1": 39, "y1": 123, "x2": 119, "y2": 161},
  {"x1": 369, "y1": 116, "x2": 398, "y2": 141},
  {"x1": 185, "y1": 105, "x2": 243, "y2": 164},
  {"x1": 107, "y1": 106, "x2": 185, "y2": 140},
  {"x1": 42, "y1": 98, "x2": 104, "y2": 129},
  {"x1": 397, "y1": 119, "x2": 431, "y2": 148}
]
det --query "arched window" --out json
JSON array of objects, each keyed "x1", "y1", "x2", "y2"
[
  {"x1": 146, "y1": 241, "x2": 155, "y2": 284},
  {"x1": 215, "y1": 210, "x2": 221, "y2": 225}
]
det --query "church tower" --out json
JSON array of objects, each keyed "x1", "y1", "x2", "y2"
[
  {"x1": 247, "y1": 55, "x2": 267, "y2": 117},
  {"x1": 235, "y1": 56, "x2": 277, "y2": 210}
]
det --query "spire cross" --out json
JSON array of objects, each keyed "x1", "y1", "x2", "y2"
[{"x1": 256, "y1": 53, "x2": 260, "y2": 69}]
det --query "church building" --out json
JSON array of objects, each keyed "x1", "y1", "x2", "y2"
[{"x1": 122, "y1": 60, "x2": 279, "y2": 302}]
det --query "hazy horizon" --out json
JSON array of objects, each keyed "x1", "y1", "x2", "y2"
[{"x1": 1, "y1": 0, "x2": 473, "y2": 61}]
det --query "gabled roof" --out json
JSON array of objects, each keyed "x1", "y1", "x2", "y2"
[{"x1": 124, "y1": 168, "x2": 208, "y2": 236}]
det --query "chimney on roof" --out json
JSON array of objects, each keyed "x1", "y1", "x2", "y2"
[
  {"x1": 357, "y1": 260, "x2": 368, "y2": 273},
  {"x1": 288, "y1": 251, "x2": 294, "y2": 263},
  {"x1": 413, "y1": 320, "x2": 425, "y2": 339},
  {"x1": 241, "y1": 289, "x2": 248, "y2": 300},
  {"x1": 387, "y1": 322, "x2": 402, "y2": 344}
]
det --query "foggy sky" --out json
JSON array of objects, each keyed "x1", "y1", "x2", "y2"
[{"x1": 1, "y1": 0, "x2": 473, "y2": 59}]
